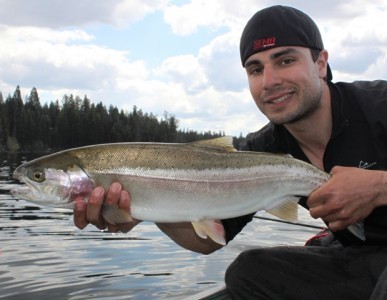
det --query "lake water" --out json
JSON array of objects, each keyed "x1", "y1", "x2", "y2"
[{"x1": 0, "y1": 152, "x2": 324, "y2": 299}]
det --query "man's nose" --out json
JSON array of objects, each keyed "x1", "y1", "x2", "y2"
[{"x1": 262, "y1": 66, "x2": 281, "y2": 89}]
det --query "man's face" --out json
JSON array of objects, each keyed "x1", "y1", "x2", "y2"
[{"x1": 244, "y1": 46, "x2": 327, "y2": 125}]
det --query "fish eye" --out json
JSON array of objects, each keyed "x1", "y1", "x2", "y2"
[{"x1": 29, "y1": 168, "x2": 46, "y2": 182}]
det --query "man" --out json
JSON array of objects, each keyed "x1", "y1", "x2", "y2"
[{"x1": 74, "y1": 5, "x2": 387, "y2": 299}]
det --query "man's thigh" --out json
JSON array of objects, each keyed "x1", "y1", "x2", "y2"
[{"x1": 225, "y1": 245, "x2": 387, "y2": 300}]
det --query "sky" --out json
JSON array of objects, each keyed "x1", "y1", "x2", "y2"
[{"x1": 1, "y1": 0, "x2": 387, "y2": 137}]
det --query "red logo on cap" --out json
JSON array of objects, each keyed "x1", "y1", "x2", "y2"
[{"x1": 253, "y1": 37, "x2": 276, "y2": 50}]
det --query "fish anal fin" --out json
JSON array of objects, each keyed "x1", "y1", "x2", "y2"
[
  {"x1": 190, "y1": 136, "x2": 236, "y2": 152},
  {"x1": 192, "y1": 220, "x2": 226, "y2": 246},
  {"x1": 101, "y1": 203, "x2": 132, "y2": 225},
  {"x1": 266, "y1": 199, "x2": 298, "y2": 222}
]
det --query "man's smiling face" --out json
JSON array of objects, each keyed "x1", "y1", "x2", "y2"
[{"x1": 244, "y1": 46, "x2": 328, "y2": 125}]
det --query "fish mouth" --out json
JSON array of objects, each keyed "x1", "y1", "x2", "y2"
[
  {"x1": 11, "y1": 179, "x2": 52, "y2": 203},
  {"x1": 11, "y1": 180, "x2": 74, "y2": 208},
  {"x1": 11, "y1": 167, "x2": 32, "y2": 199},
  {"x1": 11, "y1": 182, "x2": 73, "y2": 208},
  {"x1": 11, "y1": 167, "x2": 39, "y2": 201},
  {"x1": 11, "y1": 185, "x2": 31, "y2": 198},
  {"x1": 12, "y1": 166, "x2": 24, "y2": 182}
]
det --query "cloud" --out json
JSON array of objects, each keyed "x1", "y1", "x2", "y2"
[
  {"x1": 319, "y1": 3, "x2": 387, "y2": 79},
  {"x1": 153, "y1": 54, "x2": 209, "y2": 94},
  {"x1": 0, "y1": 0, "x2": 168, "y2": 28},
  {"x1": 330, "y1": 48, "x2": 384, "y2": 75},
  {"x1": 198, "y1": 30, "x2": 246, "y2": 92},
  {"x1": 0, "y1": 25, "x2": 148, "y2": 92},
  {"x1": 163, "y1": 1, "x2": 228, "y2": 35}
]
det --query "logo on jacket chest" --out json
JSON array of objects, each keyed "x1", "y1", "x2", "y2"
[{"x1": 358, "y1": 161, "x2": 377, "y2": 169}]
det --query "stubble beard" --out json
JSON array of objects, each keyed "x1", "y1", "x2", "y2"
[{"x1": 270, "y1": 87, "x2": 323, "y2": 126}]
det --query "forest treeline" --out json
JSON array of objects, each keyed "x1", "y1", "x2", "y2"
[{"x1": 0, "y1": 86, "x2": 244, "y2": 152}]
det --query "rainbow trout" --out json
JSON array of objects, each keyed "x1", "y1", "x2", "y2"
[{"x1": 11, "y1": 136, "x2": 364, "y2": 245}]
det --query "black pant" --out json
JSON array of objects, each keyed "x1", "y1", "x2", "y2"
[
  {"x1": 371, "y1": 266, "x2": 387, "y2": 300},
  {"x1": 225, "y1": 245, "x2": 387, "y2": 300}
]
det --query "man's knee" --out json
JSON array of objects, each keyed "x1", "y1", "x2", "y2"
[{"x1": 225, "y1": 248, "x2": 270, "y2": 296}]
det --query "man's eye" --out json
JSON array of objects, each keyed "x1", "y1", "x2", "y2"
[
  {"x1": 248, "y1": 66, "x2": 263, "y2": 75},
  {"x1": 282, "y1": 58, "x2": 295, "y2": 65}
]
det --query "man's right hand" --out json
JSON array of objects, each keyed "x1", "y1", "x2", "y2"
[{"x1": 73, "y1": 182, "x2": 141, "y2": 233}]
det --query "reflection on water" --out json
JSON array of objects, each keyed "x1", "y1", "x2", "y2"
[{"x1": 0, "y1": 152, "x2": 324, "y2": 299}]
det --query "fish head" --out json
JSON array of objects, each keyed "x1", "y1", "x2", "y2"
[{"x1": 11, "y1": 152, "x2": 94, "y2": 207}]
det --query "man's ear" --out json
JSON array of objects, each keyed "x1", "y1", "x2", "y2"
[{"x1": 317, "y1": 49, "x2": 329, "y2": 80}]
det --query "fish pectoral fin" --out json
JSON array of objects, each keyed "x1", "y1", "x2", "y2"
[
  {"x1": 266, "y1": 198, "x2": 298, "y2": 222},
  {"x1": 191, "y1": 220, "x2": 226, "y2": 246},
  {"x1": 101, "y1": 203, "x2": 132, "y2": 225}
]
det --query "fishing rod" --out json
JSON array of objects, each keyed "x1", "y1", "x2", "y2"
[{"x1": 254, "y1": 215, "x2": 324, "y2": 230}]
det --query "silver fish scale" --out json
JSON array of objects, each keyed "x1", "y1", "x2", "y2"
[{"x1": 82, "y1": 156, "x2": 329, "y2": 222}]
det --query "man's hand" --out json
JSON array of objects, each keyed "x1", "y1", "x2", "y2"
[
  {"x1": 307, "y1": 166, "x2": 387, "y2": 232},
  {"x1": 73, "y1": 182, "x2": 141, "y2": 232}
]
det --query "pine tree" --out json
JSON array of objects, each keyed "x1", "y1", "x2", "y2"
[{"x1": 0, "y1": 92, "x2": 7, "y2": 149}]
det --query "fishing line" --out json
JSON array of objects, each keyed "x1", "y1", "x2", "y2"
[{"x1": 253, "y1": 215, "x2": 324, "y2": 230}]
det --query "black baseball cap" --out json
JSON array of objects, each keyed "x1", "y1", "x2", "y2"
[{"x1": 240, "y1": 5, "x2": 332, "y2": 81}]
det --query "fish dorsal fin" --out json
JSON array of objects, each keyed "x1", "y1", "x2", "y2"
[
  {"x1": 190, "y1": 136, "x2": 237, "y2": 152},
  {"x1": 266, "y1": 198, "x2": 299, "y2": 222}
]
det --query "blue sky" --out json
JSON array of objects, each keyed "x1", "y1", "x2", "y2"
[
  {"x1": 1, "y1": 0, "x2": 387, "y2": 136},
  {"x1": 87, "y1": 11, "x2": 225, "y2": 63}
]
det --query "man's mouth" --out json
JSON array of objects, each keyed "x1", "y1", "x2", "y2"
[
  {"x1": 270, "y1": 93, "x2": 292, "y2": 104},
  {"x1": 265, "y1": 92, "x2": 293, "y2": 104}
]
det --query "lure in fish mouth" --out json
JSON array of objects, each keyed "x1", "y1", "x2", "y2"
[{"x1": 12, "y1": 164, "x2": 94, "y2": 207}]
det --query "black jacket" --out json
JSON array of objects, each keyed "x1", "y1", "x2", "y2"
[{"x1": 222, "y1": 80, "x2": 387, "y2": 246}]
